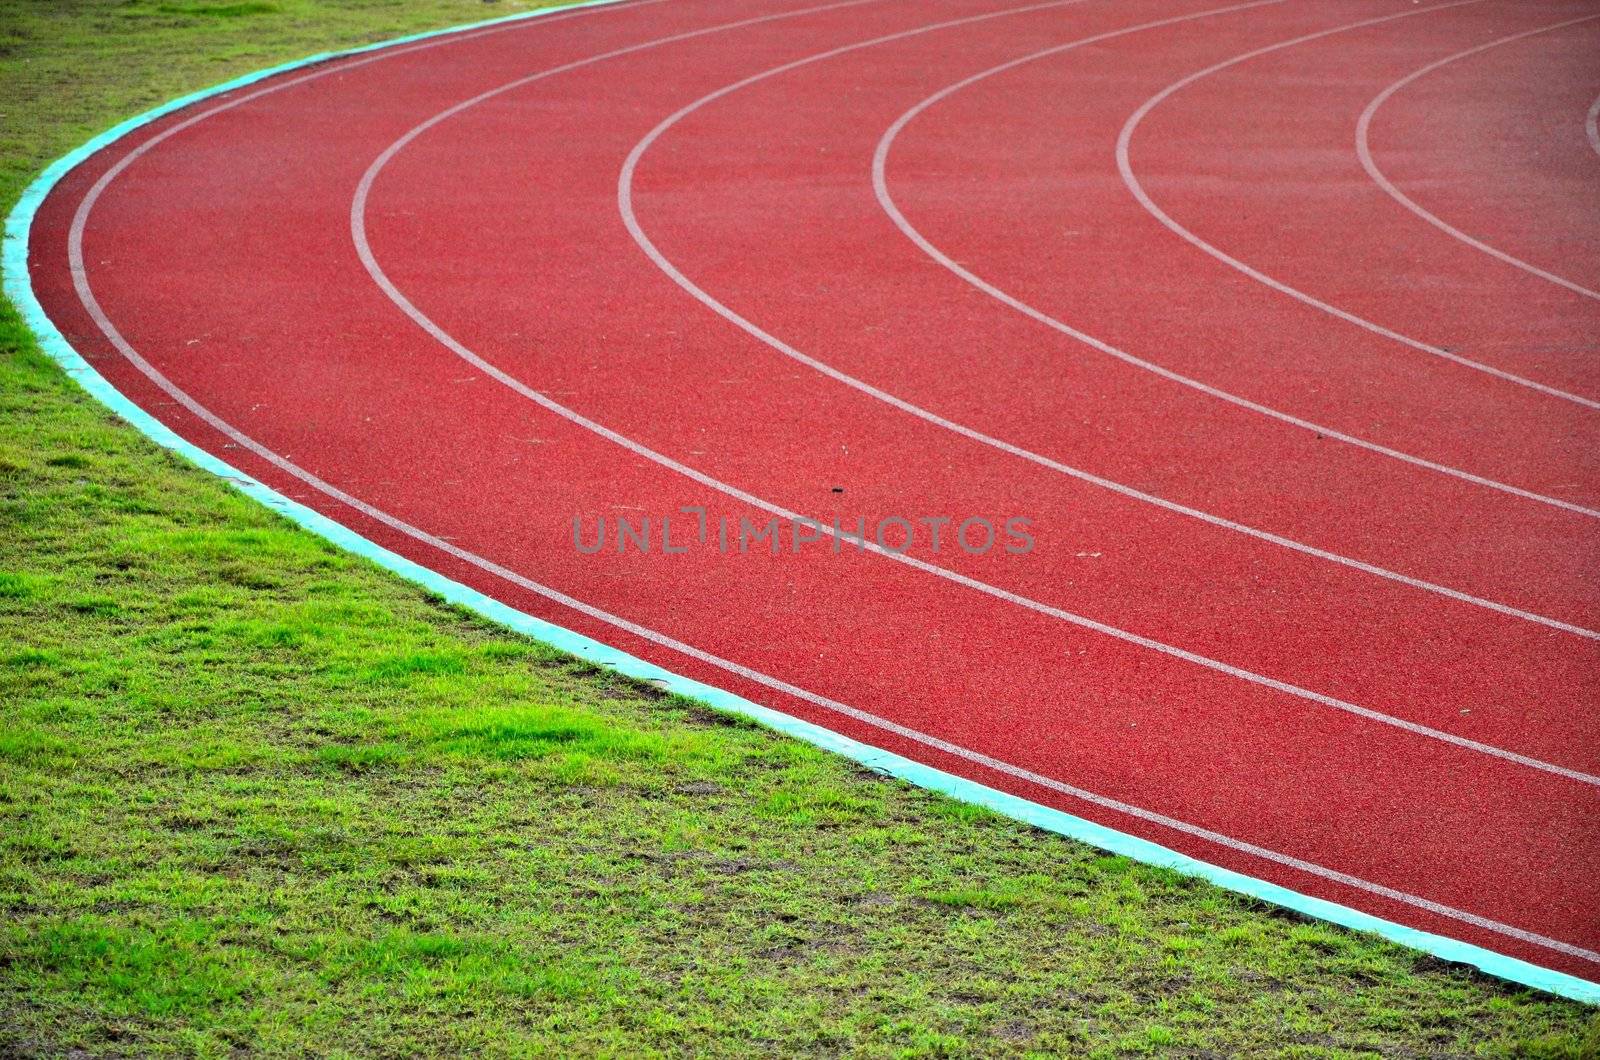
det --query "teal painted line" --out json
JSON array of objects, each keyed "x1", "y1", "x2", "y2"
[{"x1": 4, "y1": 2, "x2": 1596, "y2": 1007}]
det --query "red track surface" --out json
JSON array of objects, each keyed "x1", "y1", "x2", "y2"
[{"x1": 25, "y1": 0, "x2": 1600, "y2": 980}]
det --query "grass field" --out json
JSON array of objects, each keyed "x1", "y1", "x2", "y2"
[{"x1": 1, "y1": 0, "x2": 1597, "y2": 1055}]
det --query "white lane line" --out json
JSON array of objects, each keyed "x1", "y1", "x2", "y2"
[
  {"x1": 874, "y1": 0, "x2": 1600, "y2": 518},
  {"x1": 58, "y1": 227, "x2": 1600, "y2": 967},
  {"x1": 1116, "y1": 0, "x2": 1600, "y2": 410},
  {"x1": 1587, "y1": 90, "x2": 1600, "y2": 158},
  {"x1": 58, "y1": 0, "x2": 1600, "y2": 966},
  {"x1": 1357, "y1": 13, "x2": 1600, "y2": 303},
  {"x1": 614, "y1": 0, "x2": 1600, "y2": 640},
  {"x1": 343, "y1": 2, "x2": 1600, "y2": 780}
]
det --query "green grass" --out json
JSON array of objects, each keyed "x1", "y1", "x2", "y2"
[{"x1": 0, "y1": 0, "x2": 1597, "y2": 1054}]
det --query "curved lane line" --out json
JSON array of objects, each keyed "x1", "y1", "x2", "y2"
[
  {"x1": 615, "y1": 0, "x2": 1600, "y2": 640},
  {"x1": 1357, "y1": 12, "x2": 1600, "y2": 302},
  {"x1": 12, "y1": 0, "x2": 1599, "y2": 1000},
  {"x1": 347, "y1": 1, "x2": 1600, "y2": 781},
  {"x1": 1587, "y1": 90, "x2": 1600, "y2": 158},
  {"x1": 1114, "y1": 0, "x2": 1600, "y2": 409}
]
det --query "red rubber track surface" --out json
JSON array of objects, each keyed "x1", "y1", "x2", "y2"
[{"x1": 25, "y1": 0, "x2": 1600, "y2": 979}]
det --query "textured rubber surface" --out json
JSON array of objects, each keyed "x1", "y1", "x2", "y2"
[{"x1": 15, "y1": 0, "x2": 1599, "y2": 995}]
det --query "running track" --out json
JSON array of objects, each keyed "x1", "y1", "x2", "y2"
[{"x1": 14, "y1": 0, "x2": 1600, "y2": 993}]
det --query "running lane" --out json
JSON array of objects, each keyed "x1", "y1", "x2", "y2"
[
  {"x1": 877, "y1": 0, "x2": 1600, "y2": 498},
  {"x1": 1124, "y1": 0, "x2": 1600, "y2": 401},
  {"x1": 1357, "y1": 11, "x2": 1600, "y2": 305},
  {"x1": 20, "y1": 0, "x2": 1600, "y2": 986}
]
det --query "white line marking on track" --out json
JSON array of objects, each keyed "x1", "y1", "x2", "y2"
[
  {"x1": 1587, "y1": 90, "x2": 1600, "y2": 158},
  {"x1": 1115, "y1": 0, "x2": 1600, "y2": 410},
  {"x1": 612, "y1": 0, "x2": 1600, "y2": 640},
  {"x1": 1357, "y1": 12, "x2": 1600, "y2": 303},
  {"x1": 874, "y1": 0, "x2": 1600, "y2": 518},
  {"x1": 57, "y1": 0, "x2": 1600, "y2": 968},
  {"x1": 342, "y1": 1, "x2": 1600, "y2": 781}
]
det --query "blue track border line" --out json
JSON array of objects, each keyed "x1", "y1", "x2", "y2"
[{"x1": 4, "y1": 0, "x2": 1595, "y2": 1006}]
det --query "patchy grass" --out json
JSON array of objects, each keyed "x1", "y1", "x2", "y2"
[{"x1": 0, "y1": 0, "x2": 1596, "y2": 1054}]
